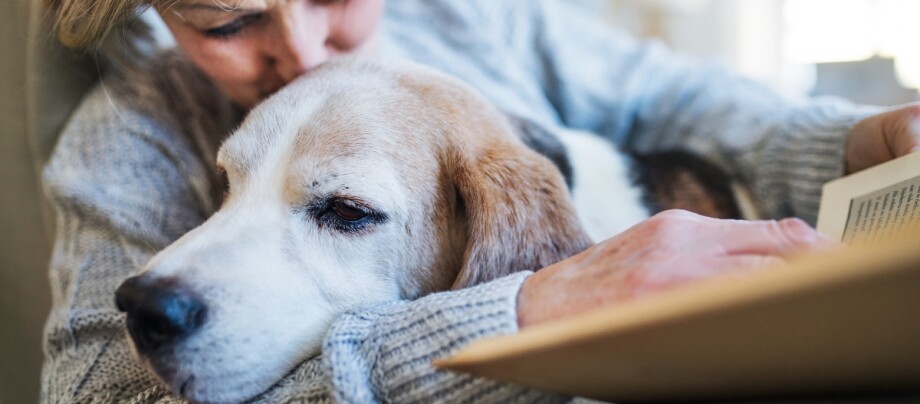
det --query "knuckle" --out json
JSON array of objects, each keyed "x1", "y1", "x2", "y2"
[
  {"x1": 656, "y1": 209, "x2": 697, "y2": 220},
  {"x1": 893, "y1": 104, "x2": 920, "y2": 129},
  {"x1": 776, "y1": 218, "x2": 819, "y2": 246},
  {"x1": 650, "y1": 209, "x2": 697, "y2": 226},
  {"x1": 642, "y1": 210, "x2": 704, "y2": 239},
  {"x1": 902, "y1": 104, "x2": 920, "y2": 120}
]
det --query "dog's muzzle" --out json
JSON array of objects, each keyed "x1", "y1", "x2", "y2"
[{"x1": 115, "y1": 275, "x2": 208, "y2": 353}]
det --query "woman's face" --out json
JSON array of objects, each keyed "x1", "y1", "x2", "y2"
[{"x1": 159, "y1": 0, "x2": 384, "y2": 109}]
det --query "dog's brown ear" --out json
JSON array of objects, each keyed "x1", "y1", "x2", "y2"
[{"x1": 450, "y1": 140, "x2": 592, "y2": 289}]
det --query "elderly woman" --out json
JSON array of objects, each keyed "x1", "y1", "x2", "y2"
[{"x1": 42, "y1": 0, "x2": 919, "y2": 402}]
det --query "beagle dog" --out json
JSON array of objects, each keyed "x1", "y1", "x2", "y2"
[{"x1": 115, "y1": 58, "x2": 746, "y2": 402}]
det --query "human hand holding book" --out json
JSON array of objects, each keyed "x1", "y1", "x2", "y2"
[
  {"x1": 516, "y1": 211, "x2": 835, "y2": 328},
  {"x1": 437, "y1": 152, "x2": 920, "y2": 402}
]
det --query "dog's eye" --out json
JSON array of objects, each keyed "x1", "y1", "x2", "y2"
[
  {"x1": 331, "y1": 199, "x2": 367, "y2": 221},
  {"x1": 302, "y1": 196, "x2": 388, "y2": 234}
]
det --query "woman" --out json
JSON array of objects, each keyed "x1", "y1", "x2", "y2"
[{"x1": 43, "y1": 0, "x2": 919, "y2": 402}]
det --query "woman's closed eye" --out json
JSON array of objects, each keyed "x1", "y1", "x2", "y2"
[{"x1": 203, "y1": 13, "x2": 264, "y2": 38}]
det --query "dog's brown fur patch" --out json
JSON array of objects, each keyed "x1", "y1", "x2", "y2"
[{"x1": 389, "y1": 68, "x2": 593, "y2": 288}]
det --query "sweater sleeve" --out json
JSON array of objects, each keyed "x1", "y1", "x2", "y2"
[
  {"x1": 40, "y1": 84, "x2": 215, "y2": 403},
  {"x1": 41, "y1": 85, "x2": 565, "y2": 403},
  {"x1": 529, "y1": 0, "x2": 882, "y2": 223},
  {"x1": 253, "y1": 272, "x2": 566, "y2": 403},
  {"x1": 323, "y1": 272, "x2": 559, "y2": 403}
]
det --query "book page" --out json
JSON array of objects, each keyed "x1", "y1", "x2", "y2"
[
  {"x1": 840, "y1": 176, "x2": 920, "y2": 244},
  {"x1": 817, "y1": 152, "x2": 920, "y2": 241}
]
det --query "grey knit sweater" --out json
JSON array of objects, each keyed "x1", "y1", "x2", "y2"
[{"x1": 42, "y1": 0, "x2": 876, "y2": 402}]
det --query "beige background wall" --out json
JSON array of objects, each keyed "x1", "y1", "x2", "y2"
[
  {"x1": 1, "y1": 0, "x2": 96, "y2": 401},
  {"x1": 0, "y1": 0, "x2": 53, "y2": 401}
]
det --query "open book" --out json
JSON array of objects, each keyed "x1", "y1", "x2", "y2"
[
  {"x1": 436, "y1": 153, "x2": 920, "y2": 402},
  {"x1": 817, "y1": 151, "x2": 920, "y2": 242}
]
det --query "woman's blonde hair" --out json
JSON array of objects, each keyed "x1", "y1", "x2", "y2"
[
  {"x1": 47, "y1": 0, "x2": 254, "y2": 50},
  {"x1": 49, "y1": 0, "x2": 141, "y2": 49},
  {"x1": 45, "y1": 0, "x2": 166, "y2": 69}
]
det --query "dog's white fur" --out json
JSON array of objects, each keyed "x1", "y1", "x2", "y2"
[
  {"x1": 131, "y1": 58, "x2": 649, "y2": 402},
  {"x1": 559, "y1": 128, "x2": 650, "y2": 240}
]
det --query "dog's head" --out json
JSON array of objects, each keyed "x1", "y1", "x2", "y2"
[{"x1": 114, "y1": 58, "x2": 590, "y2": 403}]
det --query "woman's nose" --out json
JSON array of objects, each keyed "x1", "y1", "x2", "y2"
[{"x1": 267, "y1": 3, "x2": 331, "y2": 83}]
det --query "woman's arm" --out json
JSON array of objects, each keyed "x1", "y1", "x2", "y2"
[
  {"x1": 251, "y1": 272, "x2": 565, "y2": 403},
  {"x1": 528, "y1": 0, "x2": 882, "y2": 223},
  {"x1": 41, "y1": 83, "x2": 214, "y2": 403}
]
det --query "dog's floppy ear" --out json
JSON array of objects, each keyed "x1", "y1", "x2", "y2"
[{"x1": 450, "y1": 139, "x2": 592, "y2": 289}]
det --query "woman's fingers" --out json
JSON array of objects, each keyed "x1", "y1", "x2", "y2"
[
  {"x1": 620, "y1": 254, "x2": 786, "y2": 300},
  {"x1": 635, "y1": 210, "x2": 835, "y2": 257},
  {"x1": 848, "y1": 103, "x2": 920, "y2": 173},
  {"x1": 517, "y1": 211, "x2": 841, "y2": 328},
  {"x1": 715, "y1": 217, "x2": 838, "y2": 256},
  {"x1": 890, "y1": 105, "x2": 920, "y2": 155}
]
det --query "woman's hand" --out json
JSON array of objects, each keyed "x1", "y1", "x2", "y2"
[
  {"x1": 847, "y1": 103, "x2": 920, "y2": 174},
  {"x1": 516, "y1": 210, "x2": 838, "y2": 328}
]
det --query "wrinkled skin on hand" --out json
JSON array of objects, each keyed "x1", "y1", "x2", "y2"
[{"x1": 516, "y1": 210, "x2": 838, "y2": 328}]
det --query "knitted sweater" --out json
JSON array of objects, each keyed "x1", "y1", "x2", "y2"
[{"x1": 42, "y1": 0, "x2": 876, "y2": 402}]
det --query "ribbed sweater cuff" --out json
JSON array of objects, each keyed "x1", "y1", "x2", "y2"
[
  {"x1": 758, "y1": 100, "x2": 881, "y2": 224},
  {"x1": 324, "y1": 271, "x2": 543, "y2": 403}
]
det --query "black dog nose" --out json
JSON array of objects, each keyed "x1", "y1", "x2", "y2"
[{"x1": 115, "y1": 275, "x2": 207, "y2": 352}]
